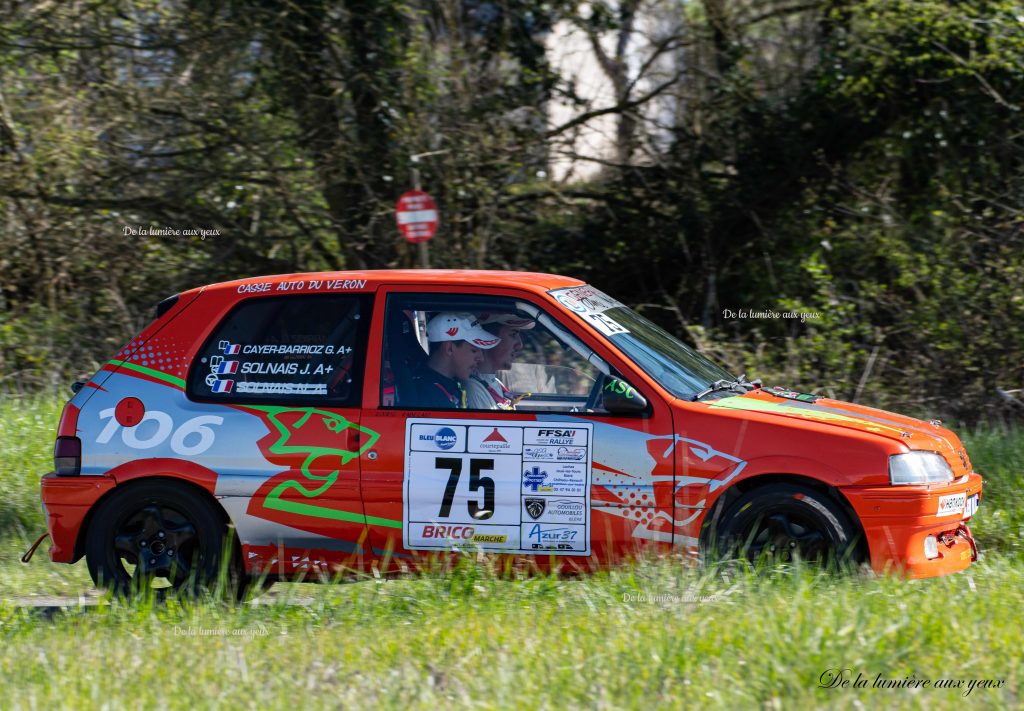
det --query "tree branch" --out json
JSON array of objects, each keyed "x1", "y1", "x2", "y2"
[{"x1": 545, "y1": 73, "x2": 682, "y2": 139}]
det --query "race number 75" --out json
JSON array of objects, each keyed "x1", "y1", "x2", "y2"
[{"x1": 435, "y1": 457, "x2": 495, "y2": 520}]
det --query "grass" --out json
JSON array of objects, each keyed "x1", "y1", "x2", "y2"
[
  {"x1": 1, "y1": 395, "x2": 1023, "y2": 708},
  {"x1": 1, "y1": 557, "x2": 1022, "y2": 709},
  {"x1": 0, "y1": 396, "x2": 63, "y2": 538},
  {"x1": 956, "y1": 423, "x2": 1024, "y2": 554}
]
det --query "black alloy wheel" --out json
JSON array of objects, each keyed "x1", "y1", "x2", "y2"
[
  {"x1": 86, "y1": 480, "x2": 235, "y2": 597},
  {"x1": 711, "y1": 483, "x2": 863, "y2": 568}
]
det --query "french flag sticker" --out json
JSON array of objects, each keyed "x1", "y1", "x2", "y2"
[
  {"x1": 211, "y1": 379, "x2": 234, "y2": 393},
  {"x1": 218, "y1": 340, "x2": 241, "y2": 355},
  {"x1": 215, "y1": 360, "x2": 239, "y2": 374}
]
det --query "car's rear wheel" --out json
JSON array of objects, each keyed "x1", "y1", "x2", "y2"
[
  {"x1": 85, "y1": 480, "x2": 243, "y2": 597},
  {"x1": 710, "y1": 483, "x2": 864, "y2": 568}
]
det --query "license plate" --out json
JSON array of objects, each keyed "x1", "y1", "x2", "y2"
[
  {"x1": 937, "y1": 493, "x2": 966, "y2": 517},
  {"x1": 963, "y1": 493, "x2": 979, "y2": 520}
]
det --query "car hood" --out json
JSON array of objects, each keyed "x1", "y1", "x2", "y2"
[{"x1": 704, "y1": 389, "x2": 972, "y2": 475}]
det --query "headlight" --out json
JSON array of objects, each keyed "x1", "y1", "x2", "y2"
[{"x1": 889, "y1": 451, "x2": 953, "y2": 485}]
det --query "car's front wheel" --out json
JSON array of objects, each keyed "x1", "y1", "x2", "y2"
[
  {"x1": 85, "y1": 480, "x2": 240, "y2": 597},
  {"x1": 710, "y1": 483, "x2": 864, "y2": 567}
]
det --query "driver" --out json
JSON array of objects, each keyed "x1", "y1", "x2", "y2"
[
  {"x1": 408, "y1": 312, "x2": 500, "y2": 409},
  {"x1": 466, "y1": 313, "x2": 535, "y2": 410}
]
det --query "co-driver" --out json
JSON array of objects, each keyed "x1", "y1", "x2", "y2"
[{"x1": 466, "y1": 313, "x2": 535, "y2": 410}]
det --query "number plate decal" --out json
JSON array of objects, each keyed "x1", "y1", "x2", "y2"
[
  {"x1": 404, "y1": 419, "x2": 593, "y2": 556},
  {"x1": 937, "y1": 492, "x2": 967, "y2": 517}
]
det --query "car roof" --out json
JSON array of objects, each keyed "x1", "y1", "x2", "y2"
[{"x1": 188, "y1": 270, "x2": 587, "y2": 297}]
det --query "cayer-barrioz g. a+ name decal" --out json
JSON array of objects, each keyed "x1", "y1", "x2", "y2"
[{"x1": 205, "y1": 339, "x2": 354, "y2": 396}]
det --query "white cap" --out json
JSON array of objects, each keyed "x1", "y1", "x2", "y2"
[
  {"x1": 426, "y1": 312, "x2": 500, "y2": 348},
  {"x1": 477, "y1": 312, "x2": 535, "y2": 330}
]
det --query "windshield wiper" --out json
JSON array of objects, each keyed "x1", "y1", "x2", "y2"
[{"x1": 691, "y1": 373, "x2": 757, "y2": 402}]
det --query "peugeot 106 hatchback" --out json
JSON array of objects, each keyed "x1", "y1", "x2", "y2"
[{"x1": 38, "y1": 270, "x2": 982, "y2": 594}]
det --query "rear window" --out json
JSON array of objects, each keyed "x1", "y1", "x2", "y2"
[{"x1": 187, "y1": 294, "x2": 371, "y2": 406}]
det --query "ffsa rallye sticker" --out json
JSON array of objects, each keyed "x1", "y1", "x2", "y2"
[{"x1": 404, "y1": 419, "x2": 593, "y2": 556}]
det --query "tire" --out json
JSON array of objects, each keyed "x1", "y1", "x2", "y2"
[
  {"x1": 85, "y1": 480, "x2": 239, "y2": 597},
  {"x1": 709, "y1": 483, "x2": 864, "y2": 568}
]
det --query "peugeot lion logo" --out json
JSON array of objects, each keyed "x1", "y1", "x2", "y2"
[{"x1": 525, "y1": 498, "x2": 546, "y2": 520}]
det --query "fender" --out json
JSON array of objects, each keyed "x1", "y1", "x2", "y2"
[
  {"x1": 66, "y1": 459, "x2": 226, "y2": 563},
  {"x1": 691, "y1": 454, "x2": 867, "y2": 554},
  {"x1": 732, "y1": 454, "x2": 848, "y2": 485},
  {"x1": 106, "y1": 458, "x2": 219, "y2": 495},
  {"x1": 702, "y1": 454, "x2": 850, "y2": 513}
]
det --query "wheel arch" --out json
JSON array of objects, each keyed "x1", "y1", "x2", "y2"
[
  {"x1": 697, "y1": 472, "x2": 869, "y2": 560},
  {"x1": 73, "y1": 474, "x2": 235, "y2": 563}
]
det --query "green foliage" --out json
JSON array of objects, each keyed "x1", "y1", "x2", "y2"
[
  {"x1": 1, "y1": 1, "x2": 1022, "y2": 419},
  {"x1": 552, "y1": 0, "x2": 1024, "y2": 421}
]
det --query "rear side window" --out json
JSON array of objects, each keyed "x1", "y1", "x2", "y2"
[{"x1": 188, "y1": 294, "x2": 371, "y2": 406}]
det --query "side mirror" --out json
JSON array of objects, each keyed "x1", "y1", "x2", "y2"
[{"x1": 601, "y1": 376, "x2": 648, "y2": 414}]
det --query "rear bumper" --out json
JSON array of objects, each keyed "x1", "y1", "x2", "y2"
[
  {"x1": 843, "y1": 472, "x2": 983, "y2": 579},
  {"x1": 40, "y1": 473, "x2": 115, "y2": 563}
]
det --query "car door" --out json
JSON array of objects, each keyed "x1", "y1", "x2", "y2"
[
  {"x1": 186, "y1": 291, "x2": 375, "y2": 576},
  {"x1": 359, "y1": 284, "x2": 676, "y2": 571}
]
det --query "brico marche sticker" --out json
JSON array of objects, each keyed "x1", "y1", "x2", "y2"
[{"x1": 404, "y1": 419, "x2": 593, "y2": 556}]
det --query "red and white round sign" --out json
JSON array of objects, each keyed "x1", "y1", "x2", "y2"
[{"x1": 396, "y1": 190, "x2": 439, "y2": 243}]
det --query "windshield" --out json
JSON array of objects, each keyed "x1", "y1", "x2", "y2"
[{"x1": 549, "y1": 285, "x2": 735, "y2": 399}]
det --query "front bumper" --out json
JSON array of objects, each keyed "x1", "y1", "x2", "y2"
[
  {"x1": 40, "y1": 473, "x2": 115, "y2": 563},
  {"x1": 843, "y1": 471, "x2": 983, "y2": 578}
]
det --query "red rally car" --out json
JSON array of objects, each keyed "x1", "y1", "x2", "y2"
[{"x1": 39, "y1": 270, "x2": 982, "y2": 593}]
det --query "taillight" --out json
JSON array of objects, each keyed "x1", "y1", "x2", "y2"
[{"x1": 54, "y1": 436, "x2": 81, "y2": 476}]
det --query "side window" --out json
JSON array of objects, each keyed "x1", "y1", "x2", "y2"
[
  {"x1": 188, "y1": 294, "x2": 370, "y2": 406},
  {"x1": 381, "y1": 293, "x2": 620, "y2": 413},
  {"x1": 505, "y1": 326, "x2": 602, "y2": 411}
]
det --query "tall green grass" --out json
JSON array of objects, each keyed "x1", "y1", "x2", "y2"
[
  {"x1": 0, "y1": 556, "x2": 1021, "y2": 709},
  {"x1": 0, "y1": 396, "x2": 63, "y2": 538},
  {"x1": 958, "y1": 423, "x2": 1024, "y2": 555}
]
